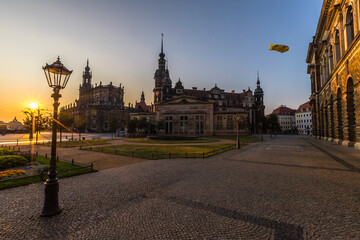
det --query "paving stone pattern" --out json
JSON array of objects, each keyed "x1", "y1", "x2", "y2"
[{"x1": 1, "y1": 135, "x2": 360, "y2": 239}]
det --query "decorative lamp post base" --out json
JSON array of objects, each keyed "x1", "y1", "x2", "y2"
[{"x1": 41, "y1": 178, "x2": 61, "y2": 217}]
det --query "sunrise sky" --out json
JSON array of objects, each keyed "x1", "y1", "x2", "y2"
[{"x1": 0, "y1": 0, "x2": 323, "y2": 122}]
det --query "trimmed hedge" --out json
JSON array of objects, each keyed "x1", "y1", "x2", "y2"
[
  {"x1": 0, "y1": 147, "x2": 16, "y2": 155},
  {"x1": 0, "y1": 155, "x2": 28, "y2": 171}
]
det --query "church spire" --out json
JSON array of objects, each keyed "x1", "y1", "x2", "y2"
[
  {"x1": 257, "y1": 71, "x2": 260, "y2": 86},
  {"x1": 159, "y1": 33, "x2": 165, "y2": 59},
  {"x1": 141, "y1": 91, "x2": 145, "y2": 102}
]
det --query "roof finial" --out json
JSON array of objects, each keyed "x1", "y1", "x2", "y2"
[
  {"x1": 87, "y1": 58, "x2": 89, "y2": 66},
  {"x1": 57, "y1": 56, "x2": 60, "y2": 61},
  {"x1": 161, "y1": 33, "x2": 164, "y2": 54},
  {"x1": 257, "y1": 71, "x2": 260, "y2": 85}
]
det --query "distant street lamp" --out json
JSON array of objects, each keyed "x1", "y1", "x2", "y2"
[
  {"x1": 41, "y1": 57, "x2": 72, "y2": 217},
  {"x1": 235, "y1": 114, "x2": 241, "y2": 149},
  {"x1": 259, "y1": 122, "x2": 263, "y2": 141}
]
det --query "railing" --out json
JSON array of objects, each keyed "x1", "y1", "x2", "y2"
[{"x1": 82, "y1": 144, "x2": 237, "y2": 160}]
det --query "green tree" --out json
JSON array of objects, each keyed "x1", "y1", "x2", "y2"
[
  {"x1": 59, "y1": 111, "x2": 75, "y2": 143},
  {"x1": 266, "y1": 114, "x2": 281, "y2": 135},
  {"x1": 74, "y1": 116, "x2": 86, "y2": 140},
  {"x1": 23, "y1": 108, "x2": 51, "y2": 143},
  {"x1": 155, "y1": 120, "x2": 164, "y2": 134},
  {"x1": 126, "y1": 118, "x2": 138, "y2": 134}
]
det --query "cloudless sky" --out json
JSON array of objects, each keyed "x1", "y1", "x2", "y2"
[{"x1": 0, "y1": 0, "x2": 323, "y2": 122}]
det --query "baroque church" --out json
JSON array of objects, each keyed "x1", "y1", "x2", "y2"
[
  {"x1": 150, "y1": 35, "x2": 265, "y2": 136},
  {"x1": 62, "y1": 60, "x2": 129, "y2": 132}
]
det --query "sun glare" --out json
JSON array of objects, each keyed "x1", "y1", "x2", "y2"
[{"x1": 29, "y1": 102, "x2": 38, "y2": 109}]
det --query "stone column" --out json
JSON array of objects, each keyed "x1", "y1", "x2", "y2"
[
  {"x1": 354, "y1": 83, "x2": 360, "y2": 149},
  {"x1": 341, "y1": 92, "x2": 351, "y2": 146}
]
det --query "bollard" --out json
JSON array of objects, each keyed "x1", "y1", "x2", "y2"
[
  {"x1": 80, "y1": 146, "x2": 82, "y2": 150},
  {"x1": 40, "y1": 169, "x2": 44, "y2": 181},
  {"x1": 203, "y1": 152, "x2": 205, "y2": 158},
  {"x1": 91, "y1": 163, "x2": 93, "y2": 171},
  {"x1": 186, "y1": 152, "x2": 187, "y2": 158},
  {"x1": 90, "y1": 147, "x2": 92, "y2": 151},
  {"x1": 151, "y1": 153, "x2": 154, "y2": 159},
  {"x1": 102, "y1": 148, "x2": 104, "y2": 152},
  {"x1": 72, "y1": 159, "x2": 74, "y2": 165},
  {"x1": 45, "y1": 153, "x2": 47, "y2": 158},
  {"x1": 132, "y1": 151, "x2": 134, "y2": 156},
  {"x1": 169, "y1": 153, "x2": 171, "y2": 159}
]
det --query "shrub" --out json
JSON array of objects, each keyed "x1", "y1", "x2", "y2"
[
  {"x1": 0, "y1": 155, "x2": 28, "y2": 171},
  {"x1": 0, "y1": 147, "x2": 16, "y2": 155}
]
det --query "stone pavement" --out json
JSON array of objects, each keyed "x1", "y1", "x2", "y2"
[{"x1": 1, "y1": 135, "x2": 360, "y2": 239}]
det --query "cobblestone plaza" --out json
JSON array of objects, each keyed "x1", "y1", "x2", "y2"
[{"x1": 1, "y1": 135, "x2": 360, "y2": 239}]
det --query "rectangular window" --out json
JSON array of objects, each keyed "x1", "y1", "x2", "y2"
[
  {"x1": 179, "y1": 115, "x2": 188, "y2": 134},
  {"x1": 165, "y1": 116, "x2": 173, "y2": 134},
  {"x1": 216, "y1": 116, "x2": 222, "y2": 130},
  {"x1": 226, "y1": 115, "x2": 234, "y2": 130},
  {"x1": 195, "y1": 115, "x2": 205, "y2": 134}
]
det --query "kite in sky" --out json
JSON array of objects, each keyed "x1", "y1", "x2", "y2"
[{"x1": 269, "y1": 44, "x2": 289, "y2": 53}]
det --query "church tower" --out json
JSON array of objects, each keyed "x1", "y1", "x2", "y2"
[
  {"x1": 153, "y1": 34, "x2": 168, "y2": 104},
  {"x1": 79, "y1": 59, "x2": 92, "y2": 106},
  {"x1": 254, "y1": 71, "x2": 265, "y2": 122}
]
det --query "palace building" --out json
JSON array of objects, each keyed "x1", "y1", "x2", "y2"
[
  {"x1": 307, "y1": 0, "x2": 360, "y2": 148},
  {"x1": 152, "y1": 35, "x2": 265, "y2": 136}
]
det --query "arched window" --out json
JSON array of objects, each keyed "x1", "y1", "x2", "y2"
[
  {"x1": 323, "y1": 56, "x2": 328, "y2": 82},
  {"x1": 346, "y1": 6, "x2": 354, "y2": 48},
  {"x1": 336, "y1": 88, "x2": 343, "y2": 140},
  {"x1": 335, "y1": 30, "x2": 341, "y2": 64},
  {"x1": 329, "y1": 45, "x2": 334, "y2": 72}
]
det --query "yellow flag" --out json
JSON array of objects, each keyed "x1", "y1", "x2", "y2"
[{"x1": 269, "y1": 44, "x2": 289, "y2": 53}]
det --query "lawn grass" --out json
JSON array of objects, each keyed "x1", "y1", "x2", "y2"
[
  {"x1": 38, "y1": 139, "x2": 109, "y2": 148},
  {"x1": 86, "y1": 143, "x2": 239, "y2": 159},
  {"x1": 0, "y1": 156, "x2": 94, "y2": 190},
  {"x1": 125, "y1": 138, "x2": 220, "y2": 144}
]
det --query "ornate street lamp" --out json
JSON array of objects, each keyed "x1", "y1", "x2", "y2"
[{"x1": 41, "y1": 57, "x2": 72, "y2": 217}]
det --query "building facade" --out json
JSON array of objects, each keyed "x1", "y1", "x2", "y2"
[
  {"x1": 272, "y1": 105, "x2": 296, "y2": 134},
  {"x1": 152, "y1": 36, "x2": 265, "y2": 136},
  {"x1": 295, "y1": 101, "x2": 313, "y2": 135},
  {"x1": 307, "y1": 0, "x2": 360, "y2": 148},
  {"x1": 62, "y1": 60, "x2": 129, "y2": 132}
]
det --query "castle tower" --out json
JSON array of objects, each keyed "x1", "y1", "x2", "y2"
[
  {"x1": 153, "y1": 34, "x2": 168, "y2": 104},
  {"x1": 82, "y1": 59, "x2": 92, "y2": 87},
  {"x1": 254, "y1": 71, "x2": 265, "y2": 121}
]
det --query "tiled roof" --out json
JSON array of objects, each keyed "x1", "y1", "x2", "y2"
[
  {"x1": 295, "y1": 101, "x2": 311, "y2": 113},
  {"x1": 272, "y1": 106, "x2": 296, "y2": 115},
  {"x1": 135, "y1": 102, "x2": 150, "y2": 112}
]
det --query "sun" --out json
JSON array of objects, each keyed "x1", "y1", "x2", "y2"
[{"x1": 29, "y1": 102, "x2": 38, "y2": 109}]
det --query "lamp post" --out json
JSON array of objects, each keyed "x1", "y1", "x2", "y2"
[
  {"x1": 41, "y1": 57, "x2": 72, "y2": 217},
  {"x1": 259, "y1": 122, "x2": 263, "y2": 141},
  {"x1": 235, "y1": 114, "x2": 240, "y2": 149},
  {"x1": 29, "y1": 103, "x2": 38, "y2": 141}
]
